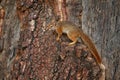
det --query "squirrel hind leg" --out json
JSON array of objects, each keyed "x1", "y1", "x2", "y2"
[
  {"x1": 67, "y1": 33, "x2": 78, "y2": 45},
  {"x1": 68, "y1": 40, "x2": 77, "y2": 45}
]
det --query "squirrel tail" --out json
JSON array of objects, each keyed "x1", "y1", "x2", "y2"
[
  {"x1": 79, "y1": 30, "x2": 102, "y2": 64},
  {"x1": 79, "y1": 30, "x2": 105, "y2": 80}
]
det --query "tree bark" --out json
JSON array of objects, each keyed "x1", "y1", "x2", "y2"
[
  {"x1": 82, "y1": 0, "x2": 120, "y2": 80},
  {"x1": 0, "y1": 0, "x2": 119, "y2": 80},
  {"x1": 0, "y1": 0, "x2": 20, "y2": 79}
]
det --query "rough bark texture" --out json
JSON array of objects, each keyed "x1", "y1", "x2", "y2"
[
  {"x1": 0, "y1": 0, "x2": 20, "y2": 79},
  {"x1": 0, "y1": 0, "x2": 119, "y2": 80},
  {"x1": 82, "y1": 0, "x2": 120, "y2": 80}
]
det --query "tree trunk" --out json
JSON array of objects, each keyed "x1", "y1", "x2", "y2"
[
  {"x1": 0, "y1": 0, "x2": 20, "y2": 79},
  {"x1": 0, "y1": 0, "x2": 119, "y2": 80},
  {"x1": 82, "y1": 0, "x2": 120, "y2": 80}
]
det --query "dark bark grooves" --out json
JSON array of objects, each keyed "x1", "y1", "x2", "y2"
[{"x1": 0, "y1": 0, "x2": 119, "y2": 80}]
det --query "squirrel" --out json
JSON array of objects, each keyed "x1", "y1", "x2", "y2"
[
  {"x1": 56, "y1": 21, "x2": 102, "y2": 63},
  {"x1": 48, "y1": 21, "x2": 105, "y2": 74}
]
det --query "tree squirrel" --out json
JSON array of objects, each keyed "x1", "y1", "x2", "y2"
[{"x1": 49, "y1": 21, "x2": 105, "y2": 71}]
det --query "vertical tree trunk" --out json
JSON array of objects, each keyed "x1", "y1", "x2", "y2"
[
  {"x1": 0, "y1": 0, "x2": 20, "y2": 79},
  {"x1": 0, "y1": 0, "x2": 119, "y2": 80},
  {"x1": 82, "y1": 0, "x2": 120, "y2": 80}
]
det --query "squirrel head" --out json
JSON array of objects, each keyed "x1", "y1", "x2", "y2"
[
  {"x1": 47, "y1": 19, "x2": 56, "y2": 30},
  {"x1": 46, "y1": 16, "x2": 61, "y2": 30}
]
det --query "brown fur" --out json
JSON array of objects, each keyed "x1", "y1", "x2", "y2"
[{"x1": 55, "y1": 21, "x2": 102, "y2": 64}]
